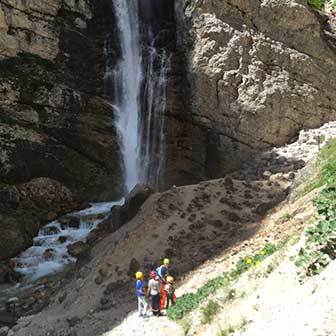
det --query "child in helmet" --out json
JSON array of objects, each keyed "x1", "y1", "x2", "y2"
[
  {"x1": 156, "y1": 258, "x2": 170, "y2": 282},
  {"x1": 147, "y1": 270, "x2": 162, "y2": 316},
  {"x1": 165, "y1": 276, "x2": 176, "y2": 309},
  {"x1": 135, "y1": 271, "x2": 148, "y2": 318}
]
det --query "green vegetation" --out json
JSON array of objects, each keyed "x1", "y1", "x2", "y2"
[
  {"x1": 295, "y1": 138, "x2": 336, "y2": 277},
  {"x1": 168, "y1": 242, "x2": 284, "y2": 321},
  {"x1": 0, "y1": 52, "x2": 58, "y2": 92},
  {"x1": 304, "y1": 138, "x2": 336, "y2": 194},
  {"x1": 226, "y1": 288, "x2": 236, "y2": 301},
  {"x1": 201, "y1": 300, "x2": 220, "y2": 324},
  {"x1": 217, "y1": 326, "x2": 234, "y2": 336},
  {"x1": 281, "y1": 212, "x2": 291, "y2": 223},
  {"x1": 308, "y1": 0, "x2": 326, "y2": 10},
  {"x1": 296, "y1": 187, "x2": 336, "y2": 276},
  {"x1": 179, "y1": 318, "x2": 192, "y2": 336}
]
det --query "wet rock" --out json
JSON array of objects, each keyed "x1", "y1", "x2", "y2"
[
  {"x1": 43, "y1": 249, "x2": 55, "y2": 260},
  {"x1": 67, "y1": 242, "x2": 90, "y2": 259},
  {"x1": 41, "y1": 226, "x2": 61, "y2": 236},
  {"x1": 58, "y1": 236, "x2": 68, "y2": 244},
  {"x1": 59, "y1": 216, "x2": 81, "y2": 229}
]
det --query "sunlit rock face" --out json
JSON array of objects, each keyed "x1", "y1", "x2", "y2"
[{"x1": 176, "y1": 0, "x2": 336, "y2": 177}]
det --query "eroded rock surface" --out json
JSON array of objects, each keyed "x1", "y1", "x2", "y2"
[
  {"x1": 0, "y1": 178, "x2": 80, "y2": 260},
  {"x1": 174, "y1": 0, "x2": 336, "y2": 177}
]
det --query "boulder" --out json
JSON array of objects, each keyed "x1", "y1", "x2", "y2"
[
  {"x1": 67, "y1": 242, "x2": 90, "y2": 259},
  {"x1": 103, "y1": 184, "x2": 154, "y2": 233}
]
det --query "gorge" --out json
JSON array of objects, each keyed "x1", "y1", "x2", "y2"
[{"x1": 0, "y1": 0, "x2": 336, "y2": 335}]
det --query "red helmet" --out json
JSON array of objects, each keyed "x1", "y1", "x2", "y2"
[{"x1": 150, "y1": 270, "x2": 157, "y2": 278}]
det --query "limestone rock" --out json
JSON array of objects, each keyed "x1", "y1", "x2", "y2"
[{"x1": 177, "y1": 0, "x2": 336, "y2": 176}]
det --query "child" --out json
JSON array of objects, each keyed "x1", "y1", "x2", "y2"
[
  {"x1": 147, "y1": 271, "x2": 162, "y2": 316},
  {"x1": 135, "y1": 271, "x2": 148, "y2": 318},
  {"x1": 165, "y1": 276, "x2": 176, "y2": 309}
]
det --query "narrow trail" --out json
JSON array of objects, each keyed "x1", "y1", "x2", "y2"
[{"x1": 103, "y1": 311, "x2": 181, "y2": 336}]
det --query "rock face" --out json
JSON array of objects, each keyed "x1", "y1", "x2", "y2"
[
  {"x1": 0, "y1": 0, "x2": 123, "y2": 202},
  {"x1": 100, "y1": 184, "x2": 153, "y2": 233},
  {"x1": 172, "y1": 0, "x2": 336, "y2": 178},
  {"x1": 0, "y1": 178, "x2": 80, "y2": 260}
]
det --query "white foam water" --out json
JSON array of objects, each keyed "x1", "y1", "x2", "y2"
[
  {"x1": 14, "y1": 200, "x2": 123, "y2": 282},
  {"x1": 112, "y1": 0, "x2": 143, "y2": 192}
]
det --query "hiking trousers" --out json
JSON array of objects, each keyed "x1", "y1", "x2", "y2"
[{"x1": 137, "y1": 296, "x2": 148, "y2": 316}]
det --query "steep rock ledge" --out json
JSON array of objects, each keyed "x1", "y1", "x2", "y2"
[{"x1": 176, "y1": 0, "x2": 336, "y2": 177}]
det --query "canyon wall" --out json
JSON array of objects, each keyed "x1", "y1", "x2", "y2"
[
  {"x1": 175, "y1": 0, "x2": 336, "y2": 177},
  {"x1": 0, "y1": 0, "x2": 123, "y2": 202},
  {"x1": 0, "y1": 0, "x2": 124, "y2": 259}
]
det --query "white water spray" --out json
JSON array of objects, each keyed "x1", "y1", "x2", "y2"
[{"x1": 112, "y1": 0, "x2": 143, "y2": 192}]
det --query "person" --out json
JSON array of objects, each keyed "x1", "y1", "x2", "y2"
[
  {"x1": 135, "y1": 271, "x2": 148, "y2": 318},
  {"x1": 156, "y1": 258, "x2": 170, "y2": 282},
  {"x1": 165, "y1": 276, "x2": 176, "y2": 309},
  {"x1": 147, "y1": 271, "x2": 162, "y2": 316}
]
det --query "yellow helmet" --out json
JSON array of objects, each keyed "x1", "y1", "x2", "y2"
[
  {"x1": 167, "y1": 276, "x2": 174, "y2": 283},
  {"x1": 163, "y1": 258, "x2": 170, "y2": 265},
  {"x1": 136, "y1": 271, "x2": 143, "y2": 279}
]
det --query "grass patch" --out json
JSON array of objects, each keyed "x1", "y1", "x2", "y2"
[
  {"x1": 179, "y1": 318, "x2": 192, "y2": 336},
  {"x1": 217, "y1": 326, "x2": 235, "y2": 336},
  {"x1": 308, "y1": 0, "x2": 326, "y2": 9},
  {"x1": 304, "y1": 138, "x2": 336, "y2": 194},
  {"x1": 201, "y1": 300, "x2": 220, "y2": 324},
  {"x1": 168, "y1": 241, "x2": 286, "y2": 321},
  {"x1": 295, "y1": 187, "x2": 336, "y2": 277},
  {"x1": 295, "y1": 137, "x2": 336, "y2": 278}
]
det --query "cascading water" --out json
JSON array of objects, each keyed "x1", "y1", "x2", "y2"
[
  {"x1": 109, "y1": 0, "x2": 172, "y2": 191},
  {"x1": 110, "y1": 0, "x2": 143, "y2": 192},
  {"x1": 141, "y1": 45, "x2": 171, "y2": 187}
]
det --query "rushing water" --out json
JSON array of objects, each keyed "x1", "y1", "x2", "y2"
[
  {"x1": 14, "y1": 201, "x2": 123, "y2": 281},
  {"x1": 109, "y1": 0, "x2": 171, "y2": 192},
  {"x1": 111, "y1": 0, "x2": 143, "y2": 192}
]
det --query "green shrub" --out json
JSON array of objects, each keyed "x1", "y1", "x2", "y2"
[
  {"x1": 295, "y1": 187, "x2": 336, "y2": 277},
  {"x1": 308, "y1": 0, "x2": 326, "y2": 9},
  {"x1": 304, "y1": 138, "x2": 336, "y2": 193},
  {"x1": 168, "y1": 242, "x2": 282, "y2": 321},
  {"x1": 201, "y1": 300, "x2": 220, "y2": 324},
  {"x1": 217, "y1": 326, "x2": 234, "y2": 336}
]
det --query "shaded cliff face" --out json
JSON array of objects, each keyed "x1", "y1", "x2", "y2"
[
  {"x1": 0, "y1": 0, "x2": 123, "y2": 260},
  {"x1": 175, "y1": 0, "x2": 336, "y2": 178},
  {"x1": 0, "y1": 0, "x2": 122, "y2": 202}
]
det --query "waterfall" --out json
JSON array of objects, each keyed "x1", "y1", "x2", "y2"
[
  {"x1": 111, "y1": 0, "x2": 143, "y2": 192},
  {"x1": 141, "y1": 44, "x2": 171, "y2": 187},
  {"x1": 108, "y1": 0, "x2": 172, "y2": 192}
]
